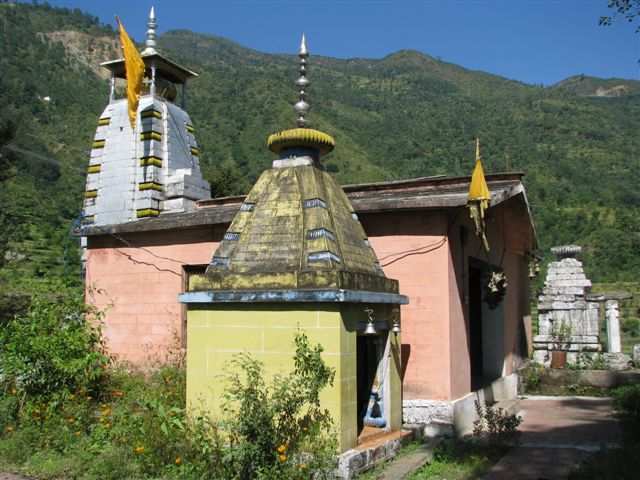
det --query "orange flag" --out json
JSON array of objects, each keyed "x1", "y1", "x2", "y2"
[{"x1": 116, "y1": 17, "x2": 145, "y2": 129}]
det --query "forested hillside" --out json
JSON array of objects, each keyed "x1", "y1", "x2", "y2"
[{"x1": 1, "y1": 2, "x2": 639, "y2": 295}]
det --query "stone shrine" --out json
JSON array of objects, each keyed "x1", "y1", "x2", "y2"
[
  {"x1": 533, "y1": 245, "x2": 601, "y2": 365},
  {"x1": 83, "y1": 8, "x2": 210, "y2": 227}
]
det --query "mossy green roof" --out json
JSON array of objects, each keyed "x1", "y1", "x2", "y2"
[{"x1": 196, "y1": 164, "x2": 398, "y2": 293}]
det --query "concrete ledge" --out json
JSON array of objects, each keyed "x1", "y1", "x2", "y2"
[
  {"x1": 531, "y1": 368, "x2": 640, "y2": 389},
  {"x1": 179, "y1": 289, "x2": 409, "y2": 305},
  {"x1": 403, "y1": 374, "x2": 519, "y2": 437},
  {"x1": 337, "y1": 430, "x2": 414, "y2": 479}
]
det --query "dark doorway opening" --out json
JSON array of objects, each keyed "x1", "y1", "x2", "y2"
[
  {"x1": 356, "y1": 333, "x2": 388, "y2": 442},
  {"x1": 468, "y1": 258, "x2": 506, "y2": 391}
]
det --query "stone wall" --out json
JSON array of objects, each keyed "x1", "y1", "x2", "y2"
[{"x1": 533, "y1": 245, "x2": 601, "y2": 365}]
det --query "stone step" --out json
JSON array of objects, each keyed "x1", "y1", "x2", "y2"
[{"x1": 493, "y1": 399, "x2": 521, "y2": 417}]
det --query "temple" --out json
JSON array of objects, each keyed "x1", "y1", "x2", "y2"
[
  {"x1": 181, "y1": 35, "x2": 407, "y2": 451},
  {"x1": 79, "y1": 10, "x2": 537, "y2": 471},
  {"x1": 83, "y1": 7, "x2": 210, "y2": 227}
]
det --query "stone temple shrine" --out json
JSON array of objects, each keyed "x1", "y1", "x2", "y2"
[
  {"x1": 533, "y1": 245, "x2": 601, "y2": 365},
  {"x1": 83, "y1": 7, "x2": 210, "y2": 226}
]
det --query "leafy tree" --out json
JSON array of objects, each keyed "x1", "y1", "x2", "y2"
[{"x1": 600, "y1": 0, "x2": 640, "y2": 31}]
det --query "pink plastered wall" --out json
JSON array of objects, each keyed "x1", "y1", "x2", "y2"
[
  {"x1": 85, "y1": 228, "x2": 221, "y2": 364},
  {"x1": 85, "y1": 198, "x2": 533, "y2": 399},
  {"x1": 447, "y1": 197, "x2": 532, "y2": 400},
  {"x1": 360, "y1": 211, "x2": 453, "y2": 401}
]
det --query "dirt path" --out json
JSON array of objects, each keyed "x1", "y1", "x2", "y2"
[
  {"x1": 0, "y1": 474, "x2": 31, "y2": 480},
  {"x1": 482, "y1": 396, "x2": 621, "y2": 480}
]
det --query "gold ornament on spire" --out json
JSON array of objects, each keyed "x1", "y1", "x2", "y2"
[
  {"x1": 467, "y1": 138, "x2": 491, "y2": 251},
  {"x1": 266, "y1": 33, "x2": 335, "y2": 157}
]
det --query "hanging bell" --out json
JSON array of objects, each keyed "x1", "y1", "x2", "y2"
[
  {"x1": 364, "y1": 307, "x2": 377, "y2": 335},
  {"x1": 364, "y1": 320, "x2": 377, "y2": 335},
  {"x1": 392, "y1": 320, "x2": 401, "y2": 335}
]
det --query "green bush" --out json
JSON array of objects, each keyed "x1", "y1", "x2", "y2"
[
  {"x1": 0, "y1": 293, "x2": 338, "y2": 480},
  {"x1": 0, "y1": 288, "x2": 109, "y2": 398},
  {"x1": 520, "y1": 362, "x2": 544, "y2": 392},
  {"x1": 473, "y1": 400, "x2": 522, "y2": 447},
  {"x1": 221, "y1": 333, "x2": 337, "y2": 479},
  {"x1": 612, "y1": 384, "x2": 640, "y2": 446}
]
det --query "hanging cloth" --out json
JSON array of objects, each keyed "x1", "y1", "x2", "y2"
[
  {"x1": 117, "y1": 17, "x2": 145, "y2": 129},
  {"x1": 467, "y1": 138, "x2": 490, "y2": 251}
]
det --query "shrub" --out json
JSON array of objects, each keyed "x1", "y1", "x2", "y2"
[
  {"x1": 221, "y1": 332, "x2": 337, "y2": 479},
  {"x1": 520, "y1": 362, "x2": 544, "y2": 392},
  {"x1": 0, "y1": 297, "x2": 338, "y2": 480},
  {"x1": 612, "y1": 384, "x2": 640, "y2": 445},
  {"x1": 473, "y1": 400, "x2": 522, "y2": 447},
  {"x1": 0, "y1": 289, "x2": 109, "y2": 398}
]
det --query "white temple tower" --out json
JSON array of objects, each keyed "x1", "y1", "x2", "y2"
[{"x1": 83, "y1": 7, "x2": 210, "y2": 226}]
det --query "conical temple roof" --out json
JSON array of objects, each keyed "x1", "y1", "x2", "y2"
[{"x1": 199, "y1": 164, "x2": 397, "y2": 294}]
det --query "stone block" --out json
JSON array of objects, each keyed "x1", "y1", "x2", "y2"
[
  {"x1": 423, "y1": 421, "x2": 454, "y2": 439},
  {"x1": 533, "y1": 349, "x2": 549, "y2": 365},
  {"x1": 633, "y1": 345, "x2": 640, "y2": 366},
  {"x1": 542, "y1": 287, "x2": 585, "y2": 296},
  {"x1": 553, "y1": 279, "x2": 592, "y2": 288},
  {"x1": 603, "y1": 353, "x2": 632, "y2": 371}
]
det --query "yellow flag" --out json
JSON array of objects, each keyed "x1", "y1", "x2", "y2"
[
  {"x1": 117, "y1": 17, "x2": 145, "y2": 129},
  {"x1": 468, "y1": 138, "x2": 490, "y2": 203},
  {"x1": 468, "y1": 138, "x2": 490, "y2": 251}
]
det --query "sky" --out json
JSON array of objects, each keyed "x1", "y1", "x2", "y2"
[{"x1": 44, "y1": 0, "x2": 640, "y2": 86}]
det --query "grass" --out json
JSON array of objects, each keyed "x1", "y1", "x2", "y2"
[
  {"x1": 356, "y1": 441, "x2": 425, "y2": 479},
  {"x1": 357, "y1": 440, "x2": 507, "y2": 480},
  {"x1": 407, "y1": 440, "x2": 507, "y2": 480}
]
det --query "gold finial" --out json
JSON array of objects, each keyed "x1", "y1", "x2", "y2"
[{"x1": 475, "y1": 137, "x2": 481, "y2": 162}]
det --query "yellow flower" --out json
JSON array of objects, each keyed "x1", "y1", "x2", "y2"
[
  {"x1": 5, "y1": 426, "x2": 14, "y2": 433},
  {"x1": 67, "y1": 417, "x2": 75, "y2": 424},
  {"x1": 298, "y1": 463, "x2": 307, "y2": 470},
  {"x1": 278, "y1": 454, "x2": 287, "y2": 463},
  {"x1": 134, "y1": 446, "x2": 145, "y2": 454},
  {"x1": 276, "y1": 444, "x2": 287, "y2": 454},
  {"x1": 10, "y1": 388, "x2": 16, "y2": 395},
  {"x1": 74, "y1": 431, "x2": 81, "y2": 437},
  {"x1": 175, "y1": 456, "x2": 182, "y2": 465}
]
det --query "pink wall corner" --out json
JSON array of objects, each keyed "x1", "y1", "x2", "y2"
[
  {"x1": 361, "y1": 211, "x2": 452, "y2": 401},
  {"x1": 447, "y1": 198, "x2": 534, "y2": 400},
  {"x1": 85, "y1": 227, "x2": 220, "y2": 364},
  {"x1": 447, "y1": 219, "x2": 472, "y2": 400}
]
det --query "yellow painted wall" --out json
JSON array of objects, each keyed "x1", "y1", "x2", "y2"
[{"x1": 185, "y1": 303, "x2": 402, "y2": 452}]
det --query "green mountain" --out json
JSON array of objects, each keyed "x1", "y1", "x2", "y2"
[{"x1": 1, "y1": 2, "x2": 638, "y2": 293}]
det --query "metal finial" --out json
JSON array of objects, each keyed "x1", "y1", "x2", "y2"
[
  {"x1": 475, "y1": 137, "x2": 481, "y2": 162},
  {"x1": 142, "y1": 6, "x2": 157, "y2": 54},
  {"x1": 294, "y1": 33, "x2": 310, "y2": 128}
]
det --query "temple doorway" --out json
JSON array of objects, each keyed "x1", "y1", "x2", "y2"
[
  {"x1": 469, "y1": 259, "x2": 505, "y2": 391},
  {"x1": 356, "y1": 332, "x2": 389, "y2": 442}
]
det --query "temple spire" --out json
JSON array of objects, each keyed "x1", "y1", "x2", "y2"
[
  {"x1": 266, "y1": 35, "x2": 334, "y2": 160},
  {"x1": 142, "y1": 6, "x2": 157, "y2": 55},
  {"x1": 295, "y1": 33, "x2": 310, "y2": 127}
]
